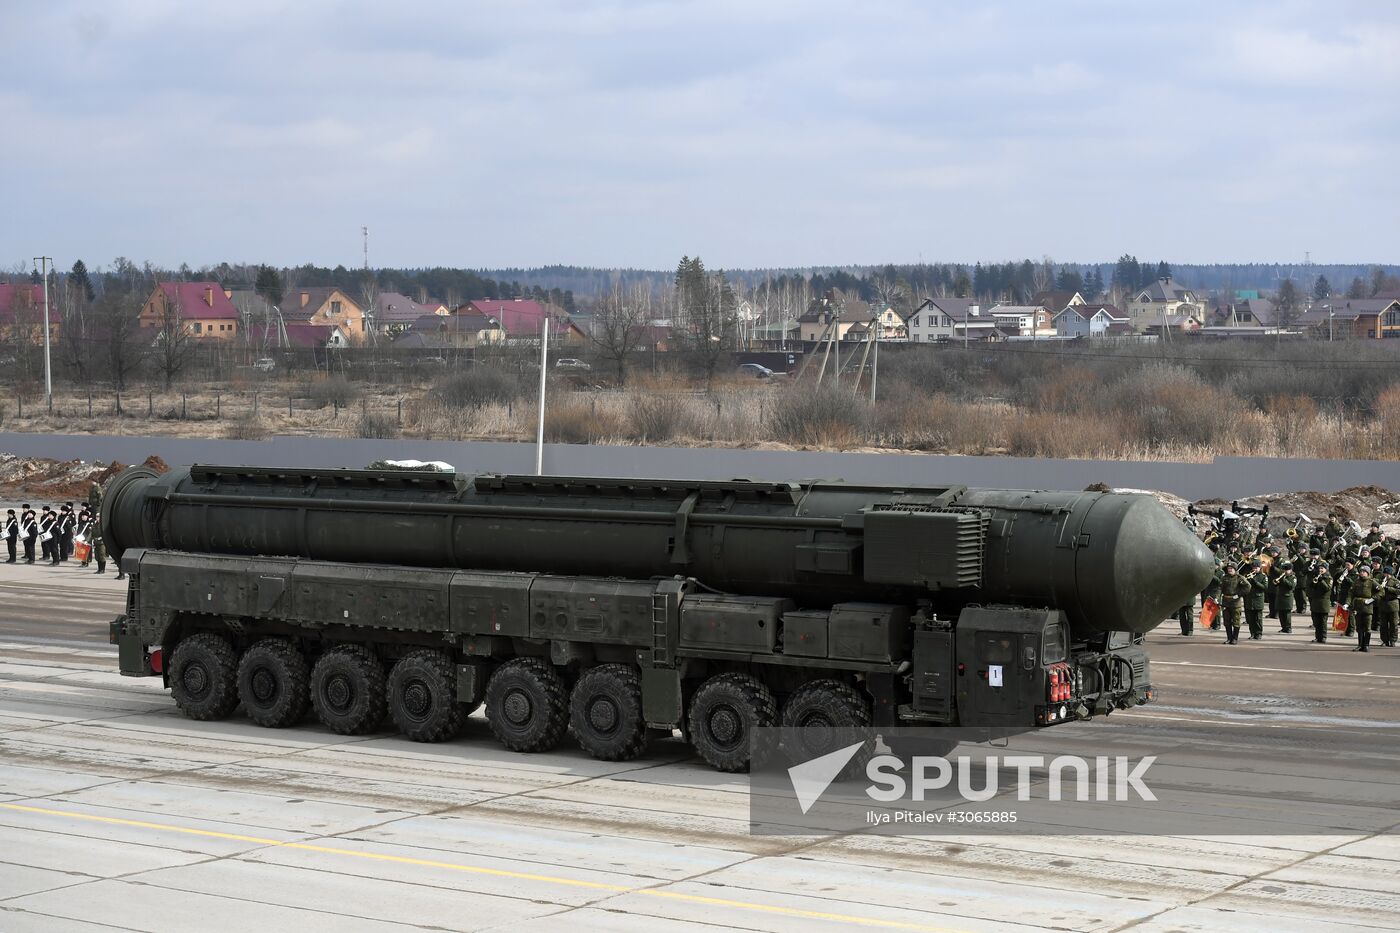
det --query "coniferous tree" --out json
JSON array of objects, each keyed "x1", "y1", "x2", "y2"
[
  {"x1": 70, "y1": 260, "x2": 95, "y2": 302},
  {"x1": 1312, "y1": 275, "x2": 1331, "y2": 301},
  {"x1": 1347, "y1": 277, "x2": 1368, "y2": 299},
  {"x1": 1155, "y1": 260, "x2": 1172, "y2": 281},
  {"x1": 254, "y1": 265, "x2": 284, "y2": 308}
]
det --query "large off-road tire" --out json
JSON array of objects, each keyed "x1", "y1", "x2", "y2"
[
  {"x1": 485, "y1": 658, "x2": 568, "y2": 752},
  {"x1": 687, "y1": 672, "x2": 777, "y2": 773},
  {"x1": 310, "y1": 645, "x2": 386, "y2": 735},
  {"x1": 780, "y1": 679, "x2": 871, "y2": 777},
  {"x1": 169, "y1": 633, "x2": 240, "y2": 721},
  {"x1": 237, "y1": 638, "x2": 310, "y2": 728},
  {"x1": 570, "y1": 664, "x2": 647, "y2": 761},
  {"x1": 387, "y1": 649, "x2": 464, "y2": 742}
]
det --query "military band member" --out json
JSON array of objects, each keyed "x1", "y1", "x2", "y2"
[
  {"x1": 4, "y1": 509, "x2": 17, "y2": 563},
  {"x1": 1219, "y1": 564, "x2": 1248, "y2": 645},
  {"x1": 58, "y1": 503, "x2": 75, "y2": 562},
  {"x1": 1378, "y1": 566, "x2": 1399, "y2": 648},
  {"x1": 37, "y1": 507, "x2": 57, "y2": 565},
  {"x1": 1241, "y1": 558, "x2": 1268, "y2": 639},
  {"x1": 1325, "y1": 512, "x2": 1345, "y2": 542},
  {"x1": 1335, "y1": 560, "x2": 1355, "y2": 636},
  {"x1": 20, "y1": 504, "x2": 36, "y2": 563},
  {"x1": 1202, "y1": 559, "x2": 1223, "y2": 630},
  {"x1": 1275, "y1": 560, "x2": 1297, "y2": 634},
  {"x1": 1351, "y1": 566, "x2": 1376, "y2": 652},
  {"x1": 1306, "y1": 555, "x2": 1333, "y2": 643}
]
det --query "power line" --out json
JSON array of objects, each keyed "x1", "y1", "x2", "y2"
[{"x1": 931, "y1": 342, "x2": 1400, "y2": 369}]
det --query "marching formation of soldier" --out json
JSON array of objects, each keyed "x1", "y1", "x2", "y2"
[
  {"x1": 1183, "y1": 506, "x2": 1398, "y2": 652},
  {"x1": 2, "y1": 483, "x2": 120, "y2": 579}
]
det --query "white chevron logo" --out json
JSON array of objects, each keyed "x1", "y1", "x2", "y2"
[{"x1": 787, "y1": 741, "x2": 865, "y2": 814}]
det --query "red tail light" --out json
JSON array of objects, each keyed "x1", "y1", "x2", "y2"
[{"x1": 150, "y1": 648, "x2": 163, "y2": 673}]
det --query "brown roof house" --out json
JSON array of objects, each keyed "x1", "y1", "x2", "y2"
[
  {"x1": 281, "y1": 287, "x2": 367, "y2": 343},
  {"x1": 798, "y1": 291, "x2": 874, "y2": 342}
]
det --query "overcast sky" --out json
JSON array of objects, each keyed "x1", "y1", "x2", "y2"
[{"x1": 2, "y1": 0, "x2": 1397, "y2": 271}]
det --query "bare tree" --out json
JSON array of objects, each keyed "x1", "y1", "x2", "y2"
[
  {"x1": 589, "y1": 282, "x2": 650, "y2": 385},
  {"x1": 151, "y1": 283, "x2": 196, "y2": 389},
  {"x1": 57, "y1": 277, "x2": 98, "y2": 385},
  {"x1": 100, "y1": 290, "x2": 148, "y2": 392},
  {"x1": 360, "y1": 274, "x2": 381, "y2": 348},
  {"x1": 674, "y1": 257, "x2": 736, "y2": 389},
  {"x1": 1, "y1": 286, "x2": 42, "y2": 383}
]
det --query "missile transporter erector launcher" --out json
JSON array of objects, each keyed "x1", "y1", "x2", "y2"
[{"x1": 104, "y1": 464, "x2": 1213, "y2": 771}]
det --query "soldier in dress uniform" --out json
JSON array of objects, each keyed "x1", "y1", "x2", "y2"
[
  {"x1": 1275, "y1": 560, "x2": 1297, "y2": 634},
  {"x1": 4, "y1": 509, "x2": 17, "y2": 563},
  {"x1": 58, "y1": 503, "x2": 75, "y2": 562},
  {"x1": 1305, "y1": 553, "x2": 1333, "y2": 644},
  {"x1": 1218, "y1": 564, "x2": 1248, "y2": 645},
  {"x1": 1201, "y1": 558, "x2": 1223, "y2": 630},
  {"x1": 1351, "y1": 566, "x2": 1376, "y2": 652},
  {"x1": 38, "y1": 507, "x2": 57, "y2": 565},
  {"x1": 20, "y1": 504, "x2": 37, "y2": 564},
  {"x1": 1242, "y1": 558, "x2": 1268, "y2": 640}
]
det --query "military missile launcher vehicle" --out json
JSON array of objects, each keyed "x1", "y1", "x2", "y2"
[{"x1": 104, "y1": 463, "x2": 1213, "y2": 771}]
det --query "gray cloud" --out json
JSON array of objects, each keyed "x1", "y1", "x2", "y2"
[{"x1": 1, "y1": 0, "x2": 1396, "y2": 271}]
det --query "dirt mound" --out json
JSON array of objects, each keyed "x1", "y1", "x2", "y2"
[
  {"x1": 0, "y1": 453, "x2": 172, "y2": 500},
  {"x1": 141, "y1": 455, "x2": 170, "y2": 474}
]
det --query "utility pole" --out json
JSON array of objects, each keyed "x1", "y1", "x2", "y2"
[
  {"x1": 535, "y1": 315, "x2": 549, "y2": 475},
  {"x1": 33, "y1": 256, "x2": 53, "y2": 412}
]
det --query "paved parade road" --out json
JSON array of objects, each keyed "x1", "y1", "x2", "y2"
[{"x1": 1, "y1": 562, "x2": 1398, "y2": 932}]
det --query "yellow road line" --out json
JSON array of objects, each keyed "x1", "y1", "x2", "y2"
[{"x1": 0, "y1": 802, "x2": 964, "y2": 932}]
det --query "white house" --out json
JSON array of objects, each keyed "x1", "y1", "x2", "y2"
[{"x1": 905, "y1": 297, "x2": 979, "y2": 342}]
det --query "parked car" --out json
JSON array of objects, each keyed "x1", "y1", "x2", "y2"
[
  {"x1": 737, "y1": 363, "x2": 775, "y2": 379},
  {"x1": 252, "y1": 358, "x2": 276, "y2": 373},
  {"x1": 554, "y1": 358, "x2": 592, "y2": 372}
]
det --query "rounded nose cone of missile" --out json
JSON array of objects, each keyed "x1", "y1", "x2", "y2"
[{"x1": 1082, "y1": 496, "x2": 1215, "y2": 634}]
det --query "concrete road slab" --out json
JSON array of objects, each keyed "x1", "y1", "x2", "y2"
[
  {"x1": 55, "y1": 779, "x2": 415, "y2": 836},
  {"x1": 0, "y1": 821, "x2": 211, "y2": 875},
  {"x1": 0, "y1": 799, "x2": 307, "y2": 857},
  {"x1": 349, "y1": 811, "x2": 750, "y2": 881},
  {"x1": 693, "y1": 855, "x2": 1176, "y2": 931},
  {"x1": 0, "y1": 861, "x2": 97, "y2": 900},
  {"x1": 0, "y1": 908, "x2": 141, "y2": 932},
  {"x1": 1128, "y1": 904, "x2": 1396, "y2": 933},
  {"x1": 593, "y1": 879, "x2": 1058, "y2": 933},
  {"x1": 0, "y1": 762, "x2": 125, "y2": 798},
  {"x1": 6, "y1": 879, "x2": 445, "y2": 933},
  {"x1": 243, "y1": 833, "x2": 659, "y2": 907},
  {"x1": 125, "y1": 858, "x2": 566, "y2": 930}
]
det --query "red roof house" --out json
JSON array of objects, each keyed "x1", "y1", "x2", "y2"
[{"x1": 140, "y1": 282, "x2": 240, "y2": 340}]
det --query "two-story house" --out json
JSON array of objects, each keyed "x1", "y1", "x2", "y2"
[
  {"x1": 1126, "y1": 277, "x2": 1203, "y2": 333},
  {"x1": 140, "y1": 282, "x2": 240, "y2": 340},
  {"x1": 282, "y1": 288, "x2": 367, "y2": 343},
  {"x1": 904, "y1": 297, "x2": 979, "y2": 343},
  {"x1": 797, "y1": 293, "x2": 873, "y2": 342}
]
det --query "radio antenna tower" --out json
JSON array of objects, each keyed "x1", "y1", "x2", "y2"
[{"x1": 362, "y1": 226, "x2": 369, "y2": 270}]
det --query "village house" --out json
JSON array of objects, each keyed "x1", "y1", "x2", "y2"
[
  {"x1": 903, "y1": 297, "x2": 979, "y2": 343},
  {"x1": 1032, "y1": 290, "x2": 1086, "y2": 316},
  {"x1": 140, "y1": 282, "x2": 240, "y2": 340},
  {"x1": 401, "y1": 310, "x2": 502, "y2": 349},
  {"x1": 987, "y1": 304, "x2": 1055, "y2": 337},
  {"x1": 466, "y1": 298, "x2": 586, "y2": 345},
  {"x1": 873, "y1": 304, "x2": 907, "y2": 339},
  {"x1": 797, "y1": 292, "x2": 873, "y2": 342},
  {"x1": 1053, "y1": 303, "x2": 1130, "y2": 338},
  {"x1": 370, "y1": 292, "x2": 448, "y2": 338},
  {"x1": 0, "y1": 283, "x2": 62, "y2": 344},
  {"x1": 247, "y1": 321, "x2": 350, "y2": 350},
  {"x1": 1299, "y1": 298, "x2": 1400, "y2": 339},
  {"x1": 1125, "y1": 277, "x2": 1204, "y2": 333},
  {"x1": 281, "y1": 287, "x2": 367, "y2": 342}
]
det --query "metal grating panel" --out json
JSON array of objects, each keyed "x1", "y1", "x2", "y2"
[{"x1": 863, "y1": 507, "x2": 987, "y2": 589}]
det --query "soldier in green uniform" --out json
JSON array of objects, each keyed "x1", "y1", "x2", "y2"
[
  {"x1": 1218, "y1": 564, "x2": 1248, "y2": 645},
  {"x1": 1306, "y1": 555, "x2": 1333, "y2": 643},
  {"x1": 1364, "y1": 522, "x2": 1383, "y2": 548},
  {"x1": 1350, "y1": 566, "x2": 1376, "y2": 652},
  {"x1": 1202, "y1": 558, "x2": 1223, "y2": 630},
  {"x1": 1275, "y1": 560, "x2": 1297, "y2": 634},
  {"x1": 1292, "y1": 541, "x2": 1310, "y2": 616},
  {"x1": 1264, "y1": 546, "x2": 1281, "y2": 618},
  {"x1": 1325, "y1": 512, "x2": 1345, "y2": 543},
  {"x1": 1378, "y1": 565, "x2": 1399, "y2": 648},
  {"x1": 1335, "y1": 561, "x2": 1355, "y2": 636},
  {"x1": 1241, "y1": 558, "x2": 1268, "y2": 639},
  {"x1": 87, "y1": 482, "x2": 108, "y2": 575}
]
